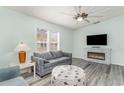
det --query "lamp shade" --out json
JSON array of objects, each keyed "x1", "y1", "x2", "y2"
[{"x1": 15, "y1": 42, "x2": 30, "y2": 52}]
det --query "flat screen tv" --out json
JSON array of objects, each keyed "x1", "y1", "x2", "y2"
[{"x1": 87, "y1": 34, "x2": 107, "y2": 45}]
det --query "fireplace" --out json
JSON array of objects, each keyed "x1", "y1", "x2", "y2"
[
  {"x1": 84, "y1": 47, "x2": 111, "y2": 65},
  {"x1": 87, "y1": 52, "x2": 105, "y2": 60}
]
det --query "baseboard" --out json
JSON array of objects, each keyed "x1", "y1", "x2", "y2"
[
  {"x1": 73, "y1": 57, "x2": 124, "y2": 67},
  {"x1": 72, "y1": 57, "x2": 85, "y2": 60},
  {"x1": 111, "y1": 63, "x2": 124, "y2": 67},
  {"x1": 72, "y1": 56, "x2": 83, "y2": 59}
]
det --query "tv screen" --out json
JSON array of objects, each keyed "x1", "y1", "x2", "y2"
[{"x1": 87, "y1": 34, "x2": 107, "y2": 45}]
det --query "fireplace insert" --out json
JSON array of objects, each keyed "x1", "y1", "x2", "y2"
[{"x1": 87, "y1": 52, "x2": 105, "y2": 60}]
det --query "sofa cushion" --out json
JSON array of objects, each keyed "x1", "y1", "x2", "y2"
[
  {"x1": 34, "y1": 52, "x2": 53, "y2": 60},
  {"x1": 51, "y1": 51, "x2": 63, "y2": 58},
  {"x1": 0, "y1": 76, "x2": 28, "y2": 86},
  {"x1": 48, "y1": 57, "x2": 70, "y2": 64}
]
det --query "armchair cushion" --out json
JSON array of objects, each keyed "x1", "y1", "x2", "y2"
[
  {"x1": 0, "y1": 66, "x2": 20, "y2": 82},
  {"x1": 0, "y1": 76, "x2": 28, "y2": 86}
]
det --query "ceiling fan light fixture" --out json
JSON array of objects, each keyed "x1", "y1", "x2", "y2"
[{"x1": 76, "y1": 16, "x2": 83, "y2": 22}]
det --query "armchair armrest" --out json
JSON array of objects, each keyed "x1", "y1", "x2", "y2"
[
  {"x1": 62, "y1": 52, "x2": 72, "y2": 58},
  {"x1": 0, "y1": 66, "x2": 20, "y2": 82}
]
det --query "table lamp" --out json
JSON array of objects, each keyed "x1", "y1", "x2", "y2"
[{"x1": 15, "y1": 42, "x2": 30, "y2": 64}]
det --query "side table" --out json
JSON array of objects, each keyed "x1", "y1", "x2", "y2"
[{"x1": 19, "y1": 62, "x2": 36, "y2": 79}]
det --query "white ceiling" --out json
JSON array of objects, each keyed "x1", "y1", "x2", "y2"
[{"x1": 7, "y1": 6, "x2": 124, "y2": 30}]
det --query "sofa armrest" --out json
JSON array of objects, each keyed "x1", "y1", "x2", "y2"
[
  {"x1": 0, "y1": 66, "x2": 20, "y2": 82},
  {"x1": 62, "y1": 52, "x2": 72, "y2": 58},
  {"x1": 31, "y1": 56, "x2": 49, "y2": 65}
]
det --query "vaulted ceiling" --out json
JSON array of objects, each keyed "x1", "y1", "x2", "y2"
[{"x1": 7, "y1": 6, "x2": 124, "y2": 30}]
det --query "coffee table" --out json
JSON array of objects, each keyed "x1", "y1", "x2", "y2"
[{"x1": 51, "y1": 65, "x2": 86, "y2": 86}]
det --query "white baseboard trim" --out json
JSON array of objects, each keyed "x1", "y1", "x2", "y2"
[{"x1": 73, "y1": 57, "x2": 124, "y2": 67}]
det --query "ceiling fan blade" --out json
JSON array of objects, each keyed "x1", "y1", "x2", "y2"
[
  {"x1": 78, "y1": 6, "x2": 82, "y2": 13},
  {"x1": 76, "y1": 20, "x2": 83, "y2": 24},
  {"x1": 84, "y1": 19, "x2": 90, "y2": 23},
  {"x1": 60, "y1": 12, "x2": 74, "y2": 16},
  {"x1": 88, "y1": 16, "x2": 103, "y2": 17},
  {"x1": 74, "y1": 6, "x2": 79, "y2": 14},
  {"x1": 74, "y1": 6, "x2": 82, "y2": 14}
]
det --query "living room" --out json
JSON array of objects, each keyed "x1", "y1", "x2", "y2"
[{"x1": 1, "y1": 5, "x2": 124, "y2": 87}]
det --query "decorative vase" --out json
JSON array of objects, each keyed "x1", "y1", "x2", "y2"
[{"x1": 19, "y1": 51, "x2": 26, "y2": 64}]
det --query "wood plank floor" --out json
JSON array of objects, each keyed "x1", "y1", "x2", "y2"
[{"x1": 24, "y1": 58, "x2": 124, "y2": 86}]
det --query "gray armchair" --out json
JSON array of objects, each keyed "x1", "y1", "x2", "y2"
[
  {"x1": 31, "y1": 51, "x2": 72, "y2": 77},
  {"x1": 0, "y1": 66, "x2": 28, "y2": 86}
]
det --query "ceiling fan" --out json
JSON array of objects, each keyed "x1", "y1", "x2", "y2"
[{"x1": 62, "y1": 6, "x2": 102, "y2": 23}]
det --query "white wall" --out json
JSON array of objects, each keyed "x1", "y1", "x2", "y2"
[
  {"x1": 73, "y1": 15, "x2": 124, "y2": 66},
  {"x1": 1, "y1": 6, "x2": 124, "y2": 67},
  {"x1": 0, "y1": 7, "x2": 73, "y2": 68}
]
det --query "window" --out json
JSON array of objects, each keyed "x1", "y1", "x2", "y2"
[
  {"x1": 36, "y1": 29, "x2": 60, "y2": 53},
  {"x1": 37, "y1": 29, "x2": 48, "y2": 52},
  {"x1": 49, "y1": 32, "x2": 59, "y2": 51}
]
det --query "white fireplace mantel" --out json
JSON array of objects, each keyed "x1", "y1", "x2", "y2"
[{"x1": 84, "y1": 47, "x2": 111, "y2": 65}]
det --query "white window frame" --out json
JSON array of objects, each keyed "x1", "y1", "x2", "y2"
[{"x1": 36, "y1": 29, "x2": 60, "y2": 52}]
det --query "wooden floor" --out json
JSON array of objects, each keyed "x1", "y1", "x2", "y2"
[{"x1": 24, "y1": 58, "x2": 124, "y2": 86}]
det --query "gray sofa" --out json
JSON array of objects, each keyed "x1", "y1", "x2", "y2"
[
  {"x1": 0, "y1": 66, "x2": 28, "y2": 86},
  {"x1": 31, "y1": 51, "x2": 72, "y2": 77}
]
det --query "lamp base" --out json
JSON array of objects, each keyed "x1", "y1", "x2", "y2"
[{"x1": 19, "y1": 51, "x2": 26, "y2": 64}]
